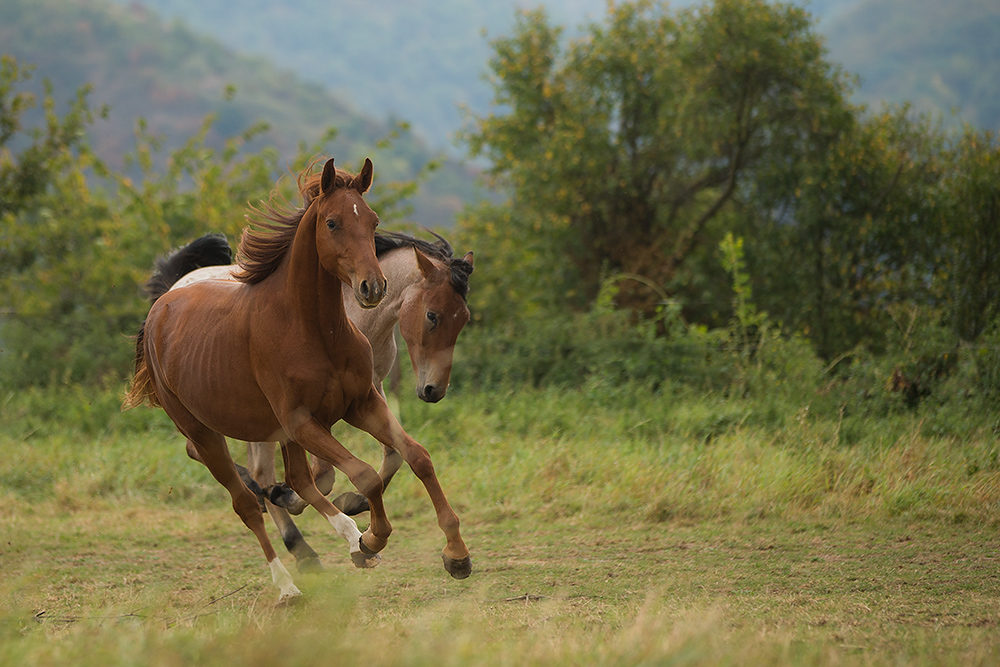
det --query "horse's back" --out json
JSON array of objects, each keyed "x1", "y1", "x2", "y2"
[{"x1": 170, "y1": 264, "x2": 237, "y2": 291}]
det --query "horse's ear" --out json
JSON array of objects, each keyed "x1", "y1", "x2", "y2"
[
  {"x1": 462, "y1": 251, "x2": 474, "y2": 271},
  {"x1": 353, "y1": 157, "x2": 374, "y2": 194},
  {"x1": 414, "y1": 247, "x2": 437, "y2": 278},
  {"x1": 321, "y1": 158, "x2": 337, "y2": 194}
]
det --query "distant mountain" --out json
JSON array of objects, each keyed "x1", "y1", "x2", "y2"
[
  {"x1": 823, "y1": 0, "x2": 1000, "y2": 131},
  {"x1": 4, "y1": 0, "x2": 994, "y2": 231},
  {"x1": 106, "y1": 0, "x2": 997, "y2": 148},
  {"x1": 103, "y1": 0, "x2": 612, "y2": 151},
  {"x1": 0, "y1": 0, "x2": 483, "y2": 226}
]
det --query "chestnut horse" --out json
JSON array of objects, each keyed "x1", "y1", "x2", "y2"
[
  {"x1": 153, "y1": 230, "x2": 474, "y2": 571},
  {"x1": 124, "y1": 158, "x2": 472, "y2": 600}
]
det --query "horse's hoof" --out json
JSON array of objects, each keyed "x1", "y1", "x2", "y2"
[
  {"x1": 267, "y1": 484, "x2": 309, "y2": 515},
  {"x1": 296, "y1": 556, "x2": 324, "y2": 574},
  {"x1": 276, "y1": 584, "x2": 302, "y2": 605},
  {"x1": 351, "y1": 535, "x2": 382, "y2": 569},
  {"x1": 333, "y1": 491, "x2": 370, "y2": 516},
  {"x1": 351, "y1": 550, "x2": 382, "y2": 569},
  {"x1": 442, "y1": 554, "x2": 472, "y2": 580}
]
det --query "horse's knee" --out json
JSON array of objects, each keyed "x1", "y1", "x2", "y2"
[{"x1": 407, "y1": 448, "x2": 435, "y2": 481}]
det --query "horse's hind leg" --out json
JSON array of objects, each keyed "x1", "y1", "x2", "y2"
[
  {"x1": 187, "y1": 440, "x2": 267, "y2": 504},
  {"x1": 184, "y1": 434, "x2": 301, "y2": 601},
  {"x1": 247, "y1": 441, "x2": 323, "y2": 573}
]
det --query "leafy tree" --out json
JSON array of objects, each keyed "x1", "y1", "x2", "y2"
[
  {"x1": 460, "y1": 0, "x2": 854, "y2": 323},
  {"x1": 934, "y1": 126, "x2": 1000, "y2": 341},
  {"x1": 1, "y1": 56, "x2": 105, "y2": 256},
  {"x1": 743, "y1": 105, "x2": 945, "y2": 357}
]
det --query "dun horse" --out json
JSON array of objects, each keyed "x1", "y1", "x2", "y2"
[
  {"x1": 152, "y1": 230, "x2": 474, "y2": 571},
  {"x1": 124, "y1": 158, "x2": 472, "y2": 599}
]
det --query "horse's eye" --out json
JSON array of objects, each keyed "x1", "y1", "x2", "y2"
[
  {"x1": 326, "y1": 217, "x2": 339, "y2": 231},
  {"x1": 426, "y1": 312, "x2": 438, "y2": 329}
]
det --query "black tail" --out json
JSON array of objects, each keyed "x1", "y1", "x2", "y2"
[{"x1": 145, "y1": 233, "x2": 233, "y2": 301}]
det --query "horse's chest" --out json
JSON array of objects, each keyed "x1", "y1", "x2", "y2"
[
  {"x1": 299, "y1": 336, "x2": 373, "y2": 421},
  {"x1": 311, "y1": 363, "x2": 369, "y2": 423}
]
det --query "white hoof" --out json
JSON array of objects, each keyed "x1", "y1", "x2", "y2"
[
  {"x1": 277, "y1": 583, "x2": 303, "y2": 602},
  {"x1": 269, "y1": 557, "x2": 301, "y2": 601}
]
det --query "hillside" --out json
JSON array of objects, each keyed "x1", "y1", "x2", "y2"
[
  {"x1": 0, "y1": 0, "x2": 483, "y2": 226},
  {"x1": 821, "y1": 0, "x2": 1000, "y2": 130},
  {"x1": 104, "y1": 0, "x2": 612, "y2": 151},
  {"x1": 105, "y1": 0, "x2": 998, "y2": 146}
]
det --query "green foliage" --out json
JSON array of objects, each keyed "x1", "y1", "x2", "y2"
[
  {"x1": 934, "y1": 127, "x2": 1000, "y2": 340},
  {"x1": 972, "y1": 318, "x2": 1000, "y2": 403},
  {"x1": 746, "y1": 105, "x2": 946, "y2": 358},
  {"x1": 460, "y1": 0, "x2": 855, "y2": 324},
  {"x1": 0, "y1": 57, "x2": 434, "y2": 390},
  {"x1": 457, "y1": 0, "x2": 998, "y2": 375}
]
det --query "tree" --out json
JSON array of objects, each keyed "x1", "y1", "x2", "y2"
[
  {"x1": 1, "y1": 56, "x2": 104, "y2": 266},
  {"x1": 935, "y1": 127, "x2": 1000, "y2": 341},
  {"x1": 743, "y1": 105, "x2": 945, "y2": 357},
  {"x1": 460, "y1": 0, "x2": 854, "y2": 322}
]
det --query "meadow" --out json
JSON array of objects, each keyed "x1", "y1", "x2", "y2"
[{"x1": 1, "y1": 372, "x2": 999, "y2": 665}]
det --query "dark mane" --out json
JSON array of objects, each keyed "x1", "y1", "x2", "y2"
[
  {"x1": 234, "y1": 160, "x2": 358, "y2": 285},
  {"x1": 145, "y1": 233, "x2": 232, "y2": 301},
  {"x1": 375, "y1": 230, "x2": 473, "y2": 301}
]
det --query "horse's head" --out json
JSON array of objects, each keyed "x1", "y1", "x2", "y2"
[
  {"x1": 398, "y1": 248, "x2": 473, "y2": 402},
  {"x1": 313, "y1": 158, "x2": 387, "y2": 309}
]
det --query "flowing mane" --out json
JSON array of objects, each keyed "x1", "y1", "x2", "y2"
[
  {"x1": 375, "y1": 230, "x2": 473, "y2": 302},
  {"x1": 235, "y1": 159, "x2": 359, "y2": 285}
]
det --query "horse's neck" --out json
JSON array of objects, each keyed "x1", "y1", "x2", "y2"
[
  {"x1": 282, "y1": 212, "x2": 351, "y2": 334},
  {"x1": 346, "y1": 247, "x2": 420, "y2": 380}
]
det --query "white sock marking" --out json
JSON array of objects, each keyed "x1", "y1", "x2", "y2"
[
  {"x1": 268, "y1": 557, "x2": 301, "y2": 600},
  {"x1": 328, "y1": 513, "x2": 364, "y2": 553}
]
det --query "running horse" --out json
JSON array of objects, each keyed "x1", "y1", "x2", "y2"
[
  {"x1": 123, "y1": 158, "x2": 472, "y2": 600},
  {"x1": 152, "y1": 229, "x2": 474, "y2": 572}
]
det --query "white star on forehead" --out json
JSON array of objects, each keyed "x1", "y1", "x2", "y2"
[{"x1": 354, "y1": 204, "x2": 359, "y2": 217}]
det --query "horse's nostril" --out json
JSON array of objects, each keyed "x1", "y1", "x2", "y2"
[
  {"x1": 420, "y1": 384, "x2": 442, "y2": 403},
  {"x1": 359, "y1": 280, "x2": 370, "y2": 299}
]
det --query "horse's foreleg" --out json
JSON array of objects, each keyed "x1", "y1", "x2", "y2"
[
  {"x1": 378, "y1": 445, "x2": 406, "y2": 491},
  {"x1": 280, "y1": 435, "x2": 388, "y2": 568},
  {"x1": 345, "y1": 401, "x2": 471, "y2": 580},
  {"x1": 246, "y1": 441, "x2": 323, "y2": 573}
]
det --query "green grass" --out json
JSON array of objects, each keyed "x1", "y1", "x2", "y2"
[{"x1": 1, "y1": 383, "x2": 999, "y2": 665}]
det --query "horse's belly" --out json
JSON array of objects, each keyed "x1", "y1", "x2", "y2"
[{"x1": 146, "y1": 287, "x2": 283, "y2": 441}]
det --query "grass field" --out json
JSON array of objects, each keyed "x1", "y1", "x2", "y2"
[{"x1": 1, "y1": 381, "x2": 999, "y2": 665}]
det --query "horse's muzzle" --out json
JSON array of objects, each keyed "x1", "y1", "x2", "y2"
[
  {"x1": 417, "y1": 383, "x2": 445, "y2": 403},
  {"x1": 355, "y1": 276, "x2": 388, "y2": 309}
]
